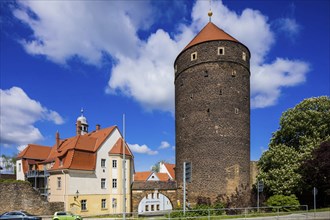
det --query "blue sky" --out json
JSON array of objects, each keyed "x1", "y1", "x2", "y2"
[{"x1": 1, "y1": 0, "x2": 329, "y2": 172}]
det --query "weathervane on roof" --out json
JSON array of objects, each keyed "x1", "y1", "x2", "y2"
[{"x1": 208, "y1": 0, "x2": 213, "y2": 22}]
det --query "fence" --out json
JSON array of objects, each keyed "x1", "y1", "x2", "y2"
[{"x1": 84, "y1": 205, "x2": 317, "y2": 219}]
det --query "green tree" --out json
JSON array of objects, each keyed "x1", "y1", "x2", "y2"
[
  {"x1": 258, "y1": 96, "x2": 330, "y2": 198},
  {"x1": 151, "y1": 160, "x2": 168, "y2": 172}
]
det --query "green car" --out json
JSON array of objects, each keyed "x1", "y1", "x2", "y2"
[{"x1": 53, "y1": 212, "x2": 82, "y2": 220}]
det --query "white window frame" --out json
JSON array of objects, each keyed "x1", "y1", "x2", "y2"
[
  {"x1": 218, "y1": 47, "x2": 225, "y2": 55},
  {"x1": 242, "y1": 52, "x2": 246, "y2": 61},
  {"x1": 101, "y1": 159, "x2": 106, "y2": 167},
  {"x1": 101, "y1": 178, "x2": 106, "y2": 189},
  {"x1": 57, "y1": 177, "x2": 61, "y2": 189},
  {"x1": 191, "y1": 52, "x2": 197, "y2": 61},
  {"x1": 112, "y1": 178, "x2": 117, "y2": 188},
  {"x1": 101, "y1": 199, "x2": 106, "y2": 209},
  {"x1": 81, "y1": 200, "x2": 87, "y2": 211},
  {"x1": 112, "y1": 160, "x2": 117, "y2": 168}
]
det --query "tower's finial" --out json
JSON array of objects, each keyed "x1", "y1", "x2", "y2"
[
  {"x1": 208, "y1": 0, "x2": 213, "y2": 22},
  {"x1": 81, "y1": 107, "x2": 84, "y2": 116}
]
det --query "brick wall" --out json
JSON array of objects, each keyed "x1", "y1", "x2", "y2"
[{"x1": 0, "y1": 181, "x2": 64, "y2": 215}]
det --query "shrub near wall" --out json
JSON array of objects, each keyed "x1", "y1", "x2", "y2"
[
  {"x1": 0, "y1": 180, "x2": 63, "y2": 215},
  {"x1": 266, "y1": 194, "x2": 300, "y2": 211}
]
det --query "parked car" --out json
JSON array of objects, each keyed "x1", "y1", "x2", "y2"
[
  {"x1": 0, "y1": 211, "x2": 42, "y2": 220},
  {"x1": 53, "y1": 212, "x2": 82, "y2": 220}
]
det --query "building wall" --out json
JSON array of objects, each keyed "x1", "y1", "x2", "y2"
[
  {"x1": 16, "y1": 159, "x2": 24, "y2": 180},
  {"x1": 48, "y1": 128, "x2": 133, "y2": 215},
  {"x1": 175, "y1": 40, "x2": 251, "y2": 205}
]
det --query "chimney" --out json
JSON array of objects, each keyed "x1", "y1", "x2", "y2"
[
  {"x1": 96, "y1": 124, "x2": 101, "y2": 131},
  {"x1": 56, "y1": 131, "x2": 60, "y2": 151},
  {"x1": 76, "y1": 120, "x2": 82, "y2": 136}
]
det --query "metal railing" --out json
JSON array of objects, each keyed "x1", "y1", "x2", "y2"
[
  {"x1": 80, "y1": 205, "x2": 318, "y2": 219},
  {"x1": 26, "y1": 170, "x2": 50, "y2": 178}
]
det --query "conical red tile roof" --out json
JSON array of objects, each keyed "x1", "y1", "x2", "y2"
[{"x1": 184, "y1": 22, "x2": 239, "y2": 50}]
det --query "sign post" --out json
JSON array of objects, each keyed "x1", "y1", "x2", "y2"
[
  {"x1": 313, "y1": 187, "x2": 318, "y2": 216},
  {"x1": 257, "y1": 181, "x2": 264, "y2": 212},
  {"x1": 183, "y1": 162, "x2": 192, "y2": 215}
]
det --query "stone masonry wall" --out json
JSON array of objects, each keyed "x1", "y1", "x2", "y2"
[
  {"x1": 0, "y1": 181, "x2": 64, "y2": 215},
  {"x1": 174, "y1": 40, "x2": 251, "y2": 206}
]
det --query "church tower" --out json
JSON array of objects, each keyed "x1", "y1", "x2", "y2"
[
  {"x1": 174, "y1": 15, "x2": 251, "y2": 205},
  {"x1": 76, "y1": 108, "x2": 89, "y2": 135}
]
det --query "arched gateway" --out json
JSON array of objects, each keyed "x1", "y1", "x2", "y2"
[{"x1": 138, "y1": 191, "x2": 173, "y2": 214}]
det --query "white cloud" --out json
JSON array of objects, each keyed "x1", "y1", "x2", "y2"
[
  {"x1": 275, "y1": 18, "x2": 301, "y2": 39},
  {"x1": 251, "y1": 58, "x2": 309, "y2": 108},
  {"x1": 11, "y1": 0, "x2": 309, "y2": 111},
  {"x1": 0, "y1": 87, "x2": 64, "y2": 146},
  {"x1": 158, "y1": 141, "x2": 170, "y2": 149},
  {"x1": 17, "y1": 145, "x2": 28, "y2": 153},
  {"x1": 129, "y1": 143, "x2": 158, "y2": 155}
]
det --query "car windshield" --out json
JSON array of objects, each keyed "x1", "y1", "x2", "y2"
[{"x1": 21, "y1": 211, "x2": 34, "y2": 216}]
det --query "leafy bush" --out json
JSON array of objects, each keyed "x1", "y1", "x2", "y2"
[{"x1": 266, "y1": 194, "x2": 300, "y2": 211}]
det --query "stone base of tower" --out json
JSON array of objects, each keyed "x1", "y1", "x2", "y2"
[{"x1": 177, "y1": 183, "x2": 251, "y2": 209}]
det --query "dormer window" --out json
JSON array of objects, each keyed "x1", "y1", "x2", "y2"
[
  {"x1": 59, "y1": 158, "x2": 63, "y2": 167},
  {"x1": 218, "y1": 47, "x2": 225, "y2": 55},
  {"x1": 191, "y1": 52, "x2": 197, "y2": 61}
]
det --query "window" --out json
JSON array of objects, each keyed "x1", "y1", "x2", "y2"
[
  {"x1": 145, "y1": 205, "x2": 149, "y2": 211},
  {"x1": 190, "y1": 94, "x2": 193, "y2": 100},
  {"x1": 232, "y1": 70, "x2": 236, "y2": 77},
  {"x1": 156, "y1": 204, "x2": 160, "y2": 211},
  {"x1": 112, "y1": 198, "x2": 117, "y2": 208},
  {"x1": 218, "y1": 47, "x2": 225, "y2": 55},
  {"x1": 204, "y1": 70, "x2": 208, "y2": 77},
  {"x1": 101, "y1": 159, "x2": 106, "y2": 167},
  {"x1": 242, "y1": 52, "x2": 246, "y2": 61},
  {"x1": 219, "y1": 89, "x2": 223, "y2": 95},
  {"x1": 112, "y1": 160, "x2": 117, "y2": 168},
  {"x1": 57, "y1": 177, "x2": 61, "y2": 189},
  {"x1": 151, "y1": 205, "x2": 154, "y2": 211},
  {"x1": 112, "y1": 179, "x2": 117, "y2": 188},
  {"x1": 235, "y1": 108, "x2": 239, "y2": 114},
  {"x1": 18, "y1": 163, "x2": 21, "y2": 172},
  {"x1": 81, "y1": 200, "x2": 87, "y2": 211},
  {"x1": 101, "y1": 178, "x2": 106, "y2": 189},
  {"x1": 151, "y1": 193, "x2": 154, "y2": 199},
  {"x1": 157, "y1": 193, "x2": 159, "y2": 199},
  {"x1": 101, "y1": 199, "x2": 106, "y2": 209},
  {"x1": 191, "y1": 52, "x2": 197, "y2": 61},
  {"x1": 59, "y1": 158, "x2": 63, "y2": 167}
]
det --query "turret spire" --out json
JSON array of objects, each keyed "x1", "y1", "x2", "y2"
[{"x1": 208, "y1": 0, "x2": 213, "y2": 22}]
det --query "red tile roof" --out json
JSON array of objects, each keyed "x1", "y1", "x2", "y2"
[
  {"x1": 163, "y1": 163, "x2": 175, "y2": 179},
  {"x1": 134, "y1": 171, "x2": 153, "y2": 181},
  {"x1": 50, "y1": 126, "x2": 117, "y2": 171},
  {"x1": 109, "y1": 138, "x2": 133, "y2": 157},
  {"x1": 184, "y1": 22, "x2": 239, "y2": 51},
  {"x1": 17, "y1": 144, "x2": 51, "y2": 160},
  {"x1": 134, "y1": 171, "x2": 171, "y2": 182}
]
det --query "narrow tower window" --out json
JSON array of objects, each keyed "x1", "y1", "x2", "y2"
[
  {"x1": 242, "y1": 52, "x2": 246, "y2": 61},
  {"x1": 232, "y1": 70, "x2": 236, "y2": 77},
  {"x1": 219, "y1": 89, "x2": 222, "y2": 95},
  {"x1": 191, "y1": 52, "x2": 197, "y2": 61},
  {"x1": 218, "y1": 47, "x2": 225, "y2": 55},
  {"x1": 235, "y1": 108, "x2": 239, "y2": 114},
  {"x1": 204, "y1": 70, "x2": 208, "y2": 77},
  {"x1": 174, "y1": 65, "x2": 178, "y2": 73}
]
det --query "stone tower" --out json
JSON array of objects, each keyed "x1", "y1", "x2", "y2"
[{"x1": 174, "y1": 21, "x2": 251, "y2": 205}]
